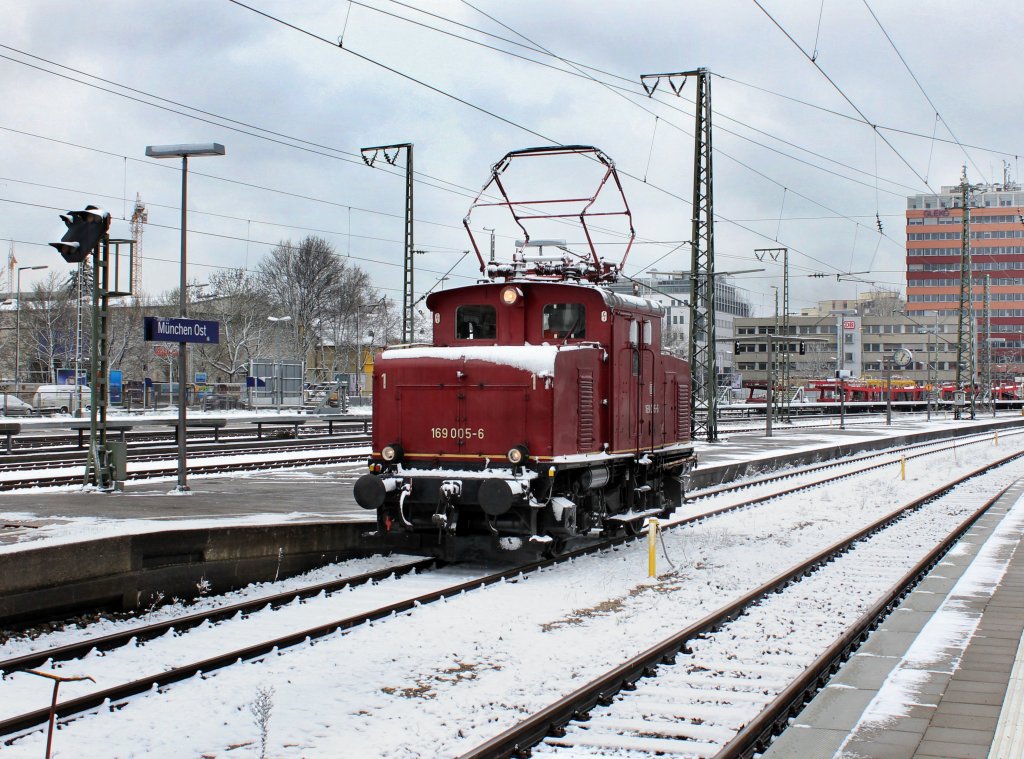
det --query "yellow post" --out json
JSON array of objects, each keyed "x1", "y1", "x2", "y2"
[
  {"x1": 995, "y1": 431, "x2": 999, "y2": 446},
  {"x1": 648, "y1": 518, "x2": 659, "y2": 577},
  {"x1": 900, "y1": 456, "x2": 906, "y2": 481}
]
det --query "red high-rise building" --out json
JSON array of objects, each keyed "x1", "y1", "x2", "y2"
[{"x1": 906, "y1": 181, "x2": 1024, "y2": 379}]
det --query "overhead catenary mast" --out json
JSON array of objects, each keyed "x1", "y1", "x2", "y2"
[
  {"x1": 954, "y1": 166, "x2": 978, "y2": 421},
  {"x1": 640, "y1": 68, "x2": 718, "y2": 441}
]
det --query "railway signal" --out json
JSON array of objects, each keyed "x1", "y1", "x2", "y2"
[
  {"x1": 49, "y1": 206, "x2": 110, "y2": 263},
  {"x1": 47, "y1": 204, "x2": 132, "y2": 491}
]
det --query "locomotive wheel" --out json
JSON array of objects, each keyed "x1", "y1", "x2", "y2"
[
  {"x1": 622, "y1": 519, "x2": 643, "y2": 537},
  {"x1": 544, "y1": 537, "x2": 569, "y2": 558}
]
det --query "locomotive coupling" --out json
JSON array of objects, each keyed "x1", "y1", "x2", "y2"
[{"x1": 354, "y1": 474, "x2": 401, "y2": 510}]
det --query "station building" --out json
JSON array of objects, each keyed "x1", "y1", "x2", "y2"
[{"x1": 733, "y1": 290, "x2": 959, "y2": 387}]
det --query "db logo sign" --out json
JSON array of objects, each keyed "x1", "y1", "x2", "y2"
[{"x1": 843, "y1": 319, "x2": 857, "y2": 330}]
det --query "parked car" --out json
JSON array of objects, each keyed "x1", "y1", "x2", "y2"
[
  {"x1": 32, "y1": 384, "x2": 89, "y2": 414},
  {"x1": 0, "y1": 393, "x2": 35, "y2": 416}
]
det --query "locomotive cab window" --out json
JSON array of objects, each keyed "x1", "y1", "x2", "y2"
[
  {"x1": 542, "y1": 303, "x2": 586, "y2": 339},
  {"x1": 456, "y1": 305, "x2": 497, "y2": 340}
]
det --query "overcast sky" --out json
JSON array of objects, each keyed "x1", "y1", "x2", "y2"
[{"x1": 2, "y1": 0, "x2": 1021, "y2": 317}]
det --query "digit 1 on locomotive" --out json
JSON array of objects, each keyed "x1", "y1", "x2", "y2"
[{"x1": 354, "y1": 146, "x2": 697, "y2": 558}]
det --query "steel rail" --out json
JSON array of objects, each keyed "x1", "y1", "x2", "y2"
[
  {"x1": 0, "y1": 558, "x2": 437, "y2": 675},
  {"x1": 687, "y1": 426, "x2": 1023, "y2": 502},
  {"x1": 713, "y1": 480, "x2": 1014, "y2": 758},
  {"x1": 0, "y1": 431, "x2": 371, "y2": 469},
  {"x1": 0, "y1": 419, "x2": 372, "y2": 454},
  {"x1": 459, "y1": 448, "x2": 1024, "y2": 758},
  {"x1": 0, "y1": 426, "x2": 372, "y2": 460},
  {"x1": 0, "y1": 547, "x2": 593, "y2": 741},
  {"x1": 0, "y1": 448, "x2": 368, "y2": 491}
]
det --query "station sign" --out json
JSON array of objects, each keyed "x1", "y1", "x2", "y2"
[
  {"x1": 144, "y1": 316, "x2": 220, "y2": 344},
  {"x1": 842, "y1": 319, "x2": 857, "y2": 330}
]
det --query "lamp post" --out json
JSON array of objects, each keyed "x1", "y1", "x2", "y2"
[
  {"x1": 144, "y1": 142, "x2": 225, "y2": 493},
  {"x1": 14, "y1": 265, "x2": 48, "y2": 393},
  {"x1": 354, "y1": 299, "x2": 385, "y2": 397}
]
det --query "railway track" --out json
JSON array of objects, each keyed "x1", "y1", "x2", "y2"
[
  {"x1": 0, "y1": 553, "x2": 568, "y2": 742},
  {"x1": 0, "y1": 557, "x2": 437, "y2": 675},
  {"x1": 0, "y1": 444, "x2": 370, "y2": 491},
  {"x1": 0, "y1": 418, "x2": 371, "y2": 453},
  {"x1": 685, "y1": 426, "x2": 1024, "y2": 504},
  {"x1": 0, "y1": 432, "x2": 372, "y2": 473},
  {"x1": 463, "y1": 452, "x2": 1024, "y2": 757},
  {"x1": 2, "y1": 431, "x2": 1020, "y2": 751}
]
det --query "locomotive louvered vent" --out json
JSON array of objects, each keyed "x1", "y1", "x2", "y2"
[
  {"x1": 677, "y1": 382, "x2": 690, "y2": 440},
  {"x1": 578, "y1": 373, "x2": 595, "y2": 449}
]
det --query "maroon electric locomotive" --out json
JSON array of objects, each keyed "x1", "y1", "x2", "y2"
[{"x1": 354, "y1": 146, "x2": 697, "y2": 557}]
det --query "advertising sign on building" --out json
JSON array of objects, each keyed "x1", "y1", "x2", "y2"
[
  {"x1": 109, "y1": 370, "x2": 123, "y2": 405},
  {"x1": 55, "y1": 368, "x2": 87, "y2": 386}
]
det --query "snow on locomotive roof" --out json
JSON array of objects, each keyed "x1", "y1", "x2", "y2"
[
  {"x1": 380, "y1": 344, "x2": 590, "y2": 375},
  {"x1": 601, "y1": 290, "x2": 664, "y2": 313}
]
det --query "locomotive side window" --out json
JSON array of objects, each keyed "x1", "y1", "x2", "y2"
[
  {"x1": 542, "y1": 303, "x2": 586, "y2": 339},
  {"x1": 456, "y1": 305, "x2": 497, "y2": 340}
]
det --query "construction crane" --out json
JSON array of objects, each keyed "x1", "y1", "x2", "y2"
[{"x1": 129, "y1": 193, "x2": 147, "y2": 295}]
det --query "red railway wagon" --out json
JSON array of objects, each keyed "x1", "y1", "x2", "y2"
[
  {"x1": 808, "y1": 379, "x2": 882, "y2": 403},
  {"x1": 354, "y1": 146, "x2": 696, "y2": 557}
]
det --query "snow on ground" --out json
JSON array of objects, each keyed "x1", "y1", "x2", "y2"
[
  {"x1": 2, "y1": 437, "x2": 1022, "y2": 758},
  {"x1": 0, "y1": 553, "x2": 427, "y2": 659}
]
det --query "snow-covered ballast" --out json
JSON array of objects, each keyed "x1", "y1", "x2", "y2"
[{"x1": 353, "y1": 280, "x2": 697, "y2": 554}]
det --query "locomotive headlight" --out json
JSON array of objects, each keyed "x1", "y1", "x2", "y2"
[
  {"x1": 500, "y1": 286, "x2": 523, "y2": 306},
  {"x1": 381, "y1": 443, "x2": 404, "y2": 463},
  {"x1": 507, "y1": 445, "x2": 528, "y2": 465}
]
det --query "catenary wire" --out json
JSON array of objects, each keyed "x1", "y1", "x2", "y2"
[{"x1": 750, "y1": 0, "x2": 935, "y2": 192}]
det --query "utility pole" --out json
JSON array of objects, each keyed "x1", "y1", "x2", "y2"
[
  {"x1": 954, "y1": 166, "x2": 978, "y2": 420},
  {"x1": 771, "y1": 286, "x2": 779, "y2": 422},
  {"x1": 362, "y1": 143, "x2": 414, "y2": 344},
  {"x1": 641, "y1": 67, "x2": 718, "y2": 441},
  {"x1": 983, "y1": 273, "x2": 993, "y2": 416},
  {"x1": 756, "y1": 247, "x2": 789, "y2": 421}
]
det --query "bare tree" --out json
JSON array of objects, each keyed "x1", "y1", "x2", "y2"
[
  {"x1": 106, "y1": 295, "x2": 151, "y2": 380},
  {"x1": 22, "y1": 273, "x2": 78, "y2": 385},
  {"x1": 257, "y1": 236, "x2": 346, "y2": 365},
  {"x1": 320, "y1": 264, "x2": 382, "y2": 380},
  {"x1": 192, "y1": 268, "x2": 270, "y2": 381}
]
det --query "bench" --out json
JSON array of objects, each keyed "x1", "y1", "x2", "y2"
[
  {"x1": 318, "y1": 414, "x2": 369, "y2": 435},
  {"x1": 251, "y1": 417, "x2": 307, "y2": 439},
  {"x1": 159, "y1": 418, "x2": 228, "y2": 442},
  {"x1": 0, "y1": 422, "x2": 20, "y2": 454},
  {"x1": 66, "y1": 420, "x2": 135, "y2": 448}
]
